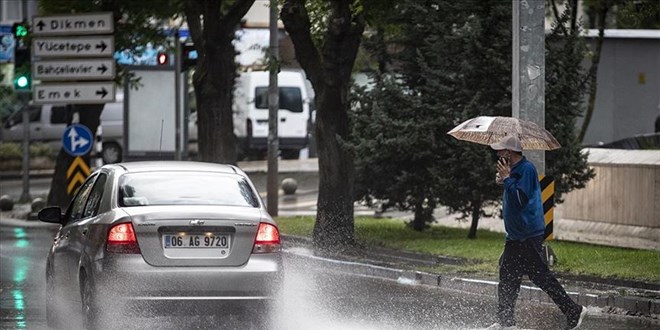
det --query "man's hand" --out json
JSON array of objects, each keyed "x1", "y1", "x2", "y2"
[{"x1": 497, "y1": 158, "x2": 510, "y2": 181}]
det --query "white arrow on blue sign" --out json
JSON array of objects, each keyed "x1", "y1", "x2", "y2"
[{"x1": 62, "y1": 124, "x2": 93, "y2": 156}]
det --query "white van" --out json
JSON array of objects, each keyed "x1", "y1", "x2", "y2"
[{"x1": 233, "y1": 70, "x2": 312, "y2": 159}]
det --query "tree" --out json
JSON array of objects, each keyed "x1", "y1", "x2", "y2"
[
  {"x1": 354, "y1": 0, "x2": 511, "y2": 238},
  {"x1": 354, "y1": 0, "x2": 594, "y2": 238},
  {"x1": 280, "y1": 0, "x2": 365, "y2": 249},
  {"x1": 183, "y1": 0, "x2": 255, "y2": 164},
  {"x1": 615, "y1": 0, "x2": 660, "y2": 29},
  {"x1": 40, "y1": 0, "x2": 179, "y2": 208},
  {"x1": 352, "y1": 77, "x2": 444, "y2": 231},
  {"x1": 546, "y1": 1, "x2": 596, "y2": 200}
]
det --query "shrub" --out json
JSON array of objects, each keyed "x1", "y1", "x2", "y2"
[
  {"x1": 0, "y1": 142, "x2": 57, "y2": 161},
  {"x1": 0, "y1": 143, "x2": 22, "y2": 161}
]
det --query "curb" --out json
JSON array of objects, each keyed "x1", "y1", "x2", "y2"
[{"x1": 282, "y1": 235, "x2": 660, "y2": 319}]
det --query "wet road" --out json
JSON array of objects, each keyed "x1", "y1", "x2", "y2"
[{"x1": 1, "y1": 219, "x2": 658, "y2": 330}]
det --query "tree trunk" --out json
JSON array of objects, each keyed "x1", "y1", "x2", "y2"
[
  {"x1": 467, "y1": 203, "x2": 480, "y2": 239},
  {"x1": 411, "y1": 200, "x2": 431, "y2": 231},
  {"x1": 184, "y1": 0, "x2": 256, "y2": 165},
  {"x1": 313, "y1": 83, "x2": 356, "y2": 249},
  {"x1": 48, "y1": 105, "x2": 103, "y2": 208},
  {"x1": 281, "y1": 0, "x2": 365, "y2": 251},
  {"x1": 193, "y1": 36, "x2": 237, "y2": 164}
]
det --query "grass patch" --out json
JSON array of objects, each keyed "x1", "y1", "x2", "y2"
[{"x1": 276, "y1": 216, "x2": 660, "y2": 283}]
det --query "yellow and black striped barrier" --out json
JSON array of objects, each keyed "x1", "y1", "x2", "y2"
[{"x1": 539, "y1": 175, "x2": 554, "y2": 241}]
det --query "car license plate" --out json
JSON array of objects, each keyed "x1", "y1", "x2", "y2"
[{"x1": 163, "y1": 234, "x2": 230, "y2": 248}]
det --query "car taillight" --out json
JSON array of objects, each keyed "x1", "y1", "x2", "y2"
[
  {"x1": 106, "y1": 223, "x2": 141, "y2": 254},
  {"x1": 252, "y1": 222, "x2": 280, "y2": 254}
]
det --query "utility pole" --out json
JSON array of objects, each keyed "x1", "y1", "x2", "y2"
[
  {"x1": 512, "y1": 0, "x2": 545, "y2": 173},
  {"x1": 267, "y1": 0, "x2": 280, "y2": 216}
]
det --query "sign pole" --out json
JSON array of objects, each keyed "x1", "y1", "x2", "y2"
[{"x1": 19, "y1": 94, "x2": 31, "y2": 203}]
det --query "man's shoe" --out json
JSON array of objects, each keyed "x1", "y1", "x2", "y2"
[{"x1": 566, "y1": 305, "x2": 587, "y2": 329}]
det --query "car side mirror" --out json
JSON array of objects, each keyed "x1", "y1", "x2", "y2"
[{"x1": 38, "y1": 206, "x2": 64, "y2": 224}]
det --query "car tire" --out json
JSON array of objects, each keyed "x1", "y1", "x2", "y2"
[
  {"x1": 102, "y1": 142, "x2": 122, "y2": 164},
  {"x1": 80, "y1": 273, "x2": 99, "y2": 330}
]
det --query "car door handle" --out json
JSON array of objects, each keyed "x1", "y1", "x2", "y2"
[{"x1": 280, "y1": 118, "x2": 286, "y2": 122}]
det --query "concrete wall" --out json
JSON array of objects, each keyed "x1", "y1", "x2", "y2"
[
  {"x1": 556, "y1": 149, "x2": 660, "y2": 250},
  {"x1": 562, "y1": 164, "x2": 659, "y2": 227}
]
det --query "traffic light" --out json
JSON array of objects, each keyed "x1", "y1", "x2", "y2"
[
  {"x1": 157, "y1": 52, "x2": 169, "y2": 65},
  {"x1": 182, "y1": 43, "x2": 197, "y2": 71},
  {"x1": 11, "y1": 21, "x2": 29, "y2": 46},
  {"x1": 12, "y1": 21, "x2": 31, "y2": 92},
  {"x1": 14, "y1": 70, "x2": 30, "y2": 90}
]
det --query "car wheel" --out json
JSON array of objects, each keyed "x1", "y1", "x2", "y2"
[
  {"x1": 80, "y1": 273, "x2": 99, "y2": 330},
  {"x1": 102, "y1": 142, "x2": 122, "y2": 164}
]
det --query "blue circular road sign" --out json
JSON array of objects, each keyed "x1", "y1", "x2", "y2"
[{"x1": 62, "y1": 124, "x2": 93, "y2": 156}]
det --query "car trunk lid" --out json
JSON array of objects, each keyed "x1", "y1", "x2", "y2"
[{"x1": 122, "y1": 205, "x2": 264, "y2": 267}]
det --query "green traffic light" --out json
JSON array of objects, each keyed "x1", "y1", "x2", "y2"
[
  {"x1": 16, "y1": 76, "x2": 29, "y2": 88},
  {"x1": 15, "y1": 25, "x2": 28, "y2": 38}
]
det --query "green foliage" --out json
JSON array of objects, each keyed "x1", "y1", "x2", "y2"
[
  {"x1": 616, "y1": 0, "x2": 660, "y2": 29},
  {"x1": 353, "y1": 0, "x2": 511, "y2": 233},
  {"x1": 0, "y1": 143, "x2": 21, "y2": 161},
  {"x1": 353, "y1": 0, "x2": 594, "y2": 235},
  {"x1": 0, "y1": 86, "x2": 19, "y2": 121},
  {"x1": 545, "y1": 5, "x2": 596, "y2": 202},
  {"x1": 352, "y1": 76, "x2": 443, "y2": 230},
  {"x1": 0, "y1": 142, "x2": 56, "y2": 161},
  {"x1": 582, "y1": 0, "x2": 660, "y2": 29},
  {"x1": 30, "y1": 143, "x2": 57, "y2": 158},
  {"x1": 277, "y1": 216, "x2": 660, "y2": 282}
]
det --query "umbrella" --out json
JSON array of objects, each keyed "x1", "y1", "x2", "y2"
[{"x1": 447, "y1": 116, "x2": 561, "y2": 150}]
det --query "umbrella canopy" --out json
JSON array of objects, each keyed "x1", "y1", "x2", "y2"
[{"x1": 447, "y1": 116, "x2": 561, "y2": 150}]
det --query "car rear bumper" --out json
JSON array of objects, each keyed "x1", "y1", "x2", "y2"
[{"x1": 90, "y1": 253, "x2": 283, "y2": 304}]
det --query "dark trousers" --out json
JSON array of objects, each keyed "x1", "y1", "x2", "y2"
[{"x1": 497, "y1": 235, "x2": 581, "y2": 326}]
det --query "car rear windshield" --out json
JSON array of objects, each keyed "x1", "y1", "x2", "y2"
[{"x1": 118, "y1": 172, "x2": 260, "y2": 208}]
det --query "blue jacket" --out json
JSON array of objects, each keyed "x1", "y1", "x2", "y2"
[{"x1": 501, "y1": 157, "x2": 545, "y2": 241}]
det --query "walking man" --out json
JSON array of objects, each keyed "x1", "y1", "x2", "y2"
[{"x1": 490, "y1": 135, "x2": 586, "y2": 329}]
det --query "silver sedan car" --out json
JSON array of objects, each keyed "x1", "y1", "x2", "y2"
[{"x1": 39, "y1": 161, "x2": 282, "y2": 329}]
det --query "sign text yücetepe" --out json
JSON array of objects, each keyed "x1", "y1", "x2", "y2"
[{"x1": 36, "y1": 40, "x2": 93, "y2": 53}]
